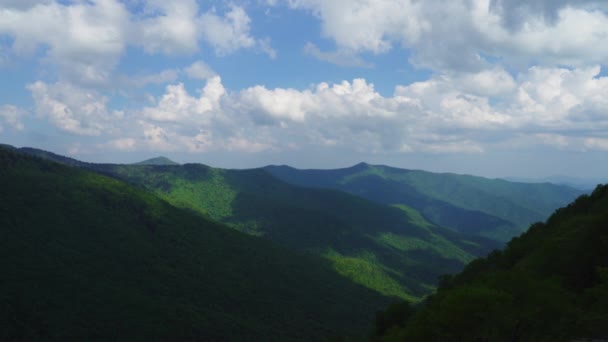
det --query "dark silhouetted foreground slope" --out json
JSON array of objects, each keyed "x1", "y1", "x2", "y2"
[
  {"x1": 0, "y1": 147, "x2": 390, "y2": 341},
  {"x1": 372, "y1": 185, "x2": 608, "y2": 341}
]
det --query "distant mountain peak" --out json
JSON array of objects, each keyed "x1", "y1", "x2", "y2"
[
  {"x1": 134, "y1": 156, "x2": 179, "y2": 166},
  {"x1": 351, "y1": 162, "x2": 373, "y2": 170}
]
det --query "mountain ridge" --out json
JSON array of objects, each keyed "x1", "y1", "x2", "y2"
[
  {"x1": 0, "y1": 145, "x2": 391, "y2": 340},
  {"x1": 6, "y1": 145, "x2": 501, "y2": 301},
  {"x1": 265, "y1": 163, "x2": 583, "y2": 243}
]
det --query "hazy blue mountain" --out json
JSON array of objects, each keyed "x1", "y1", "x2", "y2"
[
  {"x1": 504, "y1": 175, "x2": 607, "y2": 191},
  {"x1": 134, "y1": 156, "x2": 180, "y2": 166},
  {"x1": 265, "y1": 163, "x2": 584, "y2": 242}
]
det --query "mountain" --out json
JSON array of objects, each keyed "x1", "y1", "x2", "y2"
[
  {"x1": 11, "y1": 146, "x2": 500, "y2": 301},
  {"x1": 505, "y1": 175, "x2": 606, "y2": 191},
  {"x1": 265, "y1": 163, "x2": 584, "y2": 242},
  {"x1": 134, "y1": 156, "x2": 179, "y2": 166},
  {"x1": 0, "y1": 146, "x2": 392, "y2": 341},
  {"x1": 372, "y1": 185, "x2": 608, "y2": 340}
]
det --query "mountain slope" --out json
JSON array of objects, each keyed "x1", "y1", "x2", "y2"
[
  {"x1": 373, "y1": 185, "x2": 608, "y2": 340},
  {"x1": 13, "y1": 147, "x2": 500, "y2": 300},
  {"x1": 265, "y1": 163, "x2": 583, "y2": 242},
  {"x1": 93, "y1": 163, "x2": 499, "y2": 300},
  {"x1": 0, "y1": 147, "x2": 391, "y2": 341}
]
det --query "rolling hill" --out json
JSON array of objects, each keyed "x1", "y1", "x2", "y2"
[
  {"x1": 372, "y1": 185, "x2": 608, "y2": 340},
  {"x1": 12, "y1": 146, "x2": 500, "y2": 301},
  {"x1": 0, "y1": 146, "x2": 393, "y2": 341},
  {"x1": 265, "y1": 163, "x2": 583, "y2": 242}
]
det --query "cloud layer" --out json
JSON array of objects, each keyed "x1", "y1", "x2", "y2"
[{"x1": 0, "y1": 0, "x2": 607, "y2": 176}]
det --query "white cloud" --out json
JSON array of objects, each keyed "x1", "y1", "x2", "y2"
[
  {"x1": 137, "y1": 0, "x2": 200, "y2": 55},
  {"x1": 287, "y1": 0, "x2": 426, "y2": 54},
  {"x1": 185, "y1": 60, "x2": 216, "y2": 80},
  {"x1": 200, "y1": 4, "x2": 275, "y2": 58},
  {"x1": 0, "y1": 1, "x2": 270, "y2": 87},
  {"x1": 228, "y1": 66, "x2": 608, "y2": 153},
  {"x1": 0, "y1": 104, "x2": 26, "y2": 131},
  {"x1": 200, "y1": 5, "x2": 256, "y2": 55},
  {"x1": 40, "y1": 62, "x2": 607, "y2": 157},
  {"x1": 508, "y1": 66, "x2": 608, "y2": 130},
  {"x1": 27, "y1": 81, "x2": 123, "y2": 136},
  {"x1": 142, "y1": 76, "x2": 225, "y2": 124},
  {"x1": 0, "y1": 0, "x2": 130, "y2": 84},
  {"x1": 283, "y1": 0, "x2": 608, "y2": 71}
]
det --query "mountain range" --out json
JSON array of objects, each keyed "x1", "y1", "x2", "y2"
[
  {"x1": 0, "y1": 144, "x2": 591, "y2": 339},
  {"x1": 0, "y1": 146, "x2": 389, "y2": 340},
  {"x1": 265, "y1": 163, "x2": 583, "y2": 242}
]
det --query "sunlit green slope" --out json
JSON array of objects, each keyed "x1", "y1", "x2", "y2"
[{"x1": 98, "y1": 162, "x2": 499, "y2": 301}]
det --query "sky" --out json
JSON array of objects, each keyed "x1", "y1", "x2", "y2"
[{"x1": 1, "y1": 0, "x2": 608, "y2": 179}]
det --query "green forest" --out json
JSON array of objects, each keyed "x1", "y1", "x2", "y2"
[
  {"x1": 372, "y1": 185, "x2": 608, "y2": 341},
  {"x1": 0, "y1": 147, "x2": 388, "y2": 340},
  {"x1": 1, "y1": 144, "x2": 605, "y2": 340}
]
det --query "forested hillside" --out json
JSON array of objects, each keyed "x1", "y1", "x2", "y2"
[
  {"x1": 373, "y1": 185, "x2": 608, "y2": 341},
  {"x1": 0, "y1": 146, "x2": 391, "y2": 341},
  {"x1": 13, "y1": 146, "x2": 500, "y2": 300}
]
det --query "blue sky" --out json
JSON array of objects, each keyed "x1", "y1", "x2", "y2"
[{"x1": 1, "y1": 0, "x2": 608, "y2": 179}]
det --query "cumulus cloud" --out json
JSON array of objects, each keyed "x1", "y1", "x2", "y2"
[
  {"x1": 185, "y1": 60, "x2": 216, "y2": 80},
  {"x1": 0, "y1": 1, "x2": 271, "y2": 86},
  {"x1": 282, "y1": 0, "x2": 608, "y2": 71},
  {"x1": 0, "y1": 0, "x2": 130, "y2": 84},
  {"x1": 229, "y1": 66, "x2": 608, "y2": 153},
  {"x1": 31, "y1": 62, "x2": 606, "y2": 157},
  {"x1": 142, "y1": 76, "x2": 225, "y2": 124},
  {"x1": 0, "y1": 104, "x2": 26, "y2": 131},
  {"x1": 200, "y1": 5, "x2": 255, "y2": 55},
  {"x1": 3, "y1": 0, "x2": 608, "y2": 163},
  {"x1": 27, "y1": 81, "x2": 123, "y2": 136},
  {"x1": 137, "y1": 0, "x2": 200, "y2": 55},
  {"x1": 199, "y1": 4, "x2": 276, "y2": 58},
  {"x1": 488, "y1": 0, "x2": 608, "y2": 30}
]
